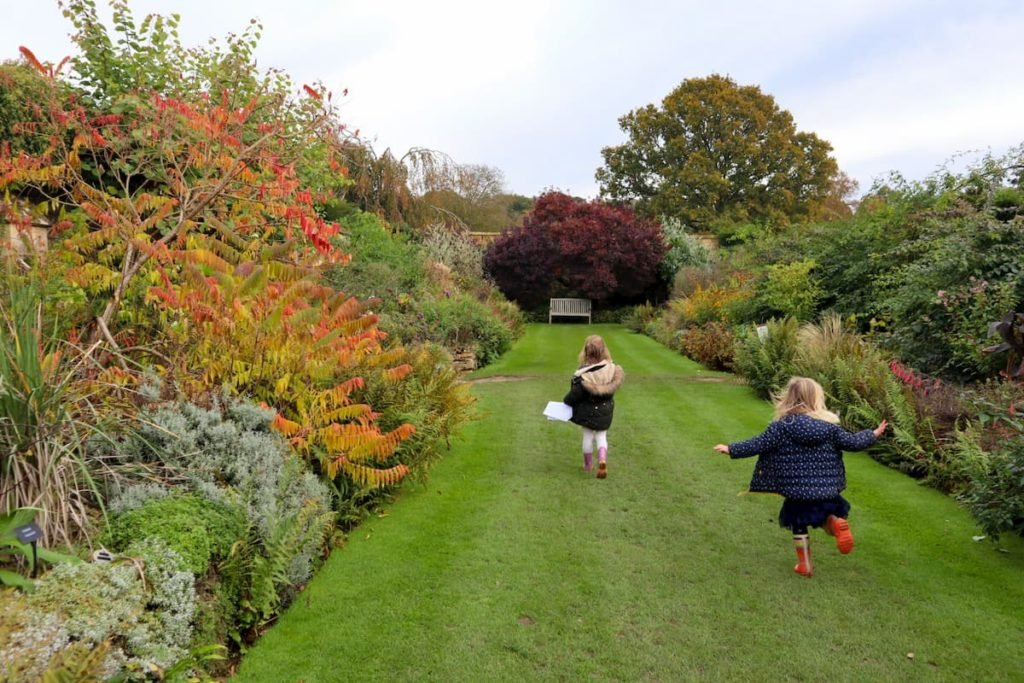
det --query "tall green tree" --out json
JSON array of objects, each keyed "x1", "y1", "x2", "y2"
[{"x1": 596, "y1": 74, "x2": 840, "y2": 230}]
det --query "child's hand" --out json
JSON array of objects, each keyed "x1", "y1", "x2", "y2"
[
  {"x1": 873, "y1": 420, "x2": 888, "y2": 438},
  {"x1": 713, "y1": 444, "x2": 729, "y2": 454}
]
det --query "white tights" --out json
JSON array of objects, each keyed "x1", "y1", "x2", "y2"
[{"x1": 581, "y1": 428, "x2": 608, "y2": 454}]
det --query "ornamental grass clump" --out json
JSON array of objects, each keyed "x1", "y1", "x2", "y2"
[{"x1": 0, "y1": 277, "x2": 131, "y2": 547}]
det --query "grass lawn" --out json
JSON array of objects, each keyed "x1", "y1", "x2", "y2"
[{"x1": 235, "y1": 324, "x2": 1024, "y2": 682}]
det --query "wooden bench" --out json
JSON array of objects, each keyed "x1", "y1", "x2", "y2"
[{"x1": 549, "y1": 298, "x2": 591, "y2": 323}]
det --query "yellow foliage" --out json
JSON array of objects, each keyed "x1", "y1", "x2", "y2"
[
  {"x1": 158, "y1": 261, "x2": 419, "y2": 490},
  {"x1": 65, "y1": 263, "x2": 119, "y2": 293}
]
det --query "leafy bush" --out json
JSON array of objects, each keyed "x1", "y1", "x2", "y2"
[
  {"x1": 658, "y1": 216, "x2": 711, "y2": 284},
  {"x1": 484, "y1": 191, "x2": 667, "y2": 308},
  {"x1": 674, "y1": 284, "x2": 750, "y2": 326},
  {"x1": 758, "y1": 259, "x2": 822, "y2": 321},
  {"x1": 98, "y1": 397, "x2": 337, "y2": 653},
  {"x1": 958, "y1": 432, "x2": 1024, "y2": 540},
  {"x1": 959, "y1": 379, "x2": 1024, "y2": 450},
  {"x1": 104, "y1": 494, "x2": 246, "y2": 576},
  {"x1": 872, "y1": 214, "x2": 1024, "y2": 380},
  {"x1": 732, "y1": 318, "x2": 799, "y2": 399},
  {"x1": 622, "y1": 303, "x2": 659, "y2": 333},
  {"x1": 327, "y1": 210, "x2": 522, "y2": 368},
  {"x1": 592, "y1": 306, "x2": 634, "y2": 324},
  {"x1": 415, "y1": 294, "x2": 514, "y2": 366},
  {"x1": 420, "y1": 224, "x2": 485, "y2": 284},
  {"x1": 679, "y1": 322, "x2": 734, "y2": 370},
  {"x1": 330, "y1": 211, "x2": 428, "y2": 300},
  {"x1": 672, "y1": 264, "x2": 720, "y2": 299}
]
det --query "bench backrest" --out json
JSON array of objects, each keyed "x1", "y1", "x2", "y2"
[{"x1": 549, "y1": 298, "x2": 591, "y2": 322}]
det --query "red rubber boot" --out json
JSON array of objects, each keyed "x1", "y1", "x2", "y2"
[
  {"x1": 793, "y1": 534, "x2": 813, "y2": 577},
  {"x1": 825, "y1": 515, "x2": 854, "y2": 554}
]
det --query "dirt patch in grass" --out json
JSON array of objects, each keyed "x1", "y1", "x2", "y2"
[{"x1": 467, "y1": 375, "x2": 535, "y2": 384}]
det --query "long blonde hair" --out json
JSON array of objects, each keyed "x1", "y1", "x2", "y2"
[
  {"x1": 578, "y1": 335, "x2": 612, "y2": 365},
  {"x1": 773, "y1": 376, "x2": 840, "y2": 424}
]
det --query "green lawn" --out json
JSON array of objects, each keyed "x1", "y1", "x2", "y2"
[{"x1": 235, "y1": 324, "x2": 1024, "y2": 682}]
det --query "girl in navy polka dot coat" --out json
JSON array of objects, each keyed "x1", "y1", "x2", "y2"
[{"x1": 713, "y1": 377, "x2": 887, "y2": 577}]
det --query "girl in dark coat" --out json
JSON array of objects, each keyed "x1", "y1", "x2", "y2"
[
  {"x1": 713, "y1": 377, "x2": 887, "y2": 577},
  {"x1": 563, "y1": 335, "x2": 624, "y2": 479}
]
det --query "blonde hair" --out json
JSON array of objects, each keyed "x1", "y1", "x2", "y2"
[
  {"x1": 578, "y1": 335, "x2": 612, "y2": 365},
  {"x1": 773, "y1": 376, "x2": 840, "y2": 424}
]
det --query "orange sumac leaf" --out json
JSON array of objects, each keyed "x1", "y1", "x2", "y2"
[
  {"x1": 273, "y1": 413, "x2": 302, "y2": 436},
  {"x1": 384, "y1": 364, "x2": 413, "y2": 382}
]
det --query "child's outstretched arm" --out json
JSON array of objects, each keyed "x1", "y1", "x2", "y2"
[
  {"x1": 834, "y1": 419, "x2": 888, "y2": 451},
  {"x1": 715, "y1": 422, "x2": 782, "y2": 459}
]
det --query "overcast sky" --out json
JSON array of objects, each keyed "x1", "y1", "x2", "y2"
[{"x1": 3, "y1": 0, "x2": 1023, "y2": 200}]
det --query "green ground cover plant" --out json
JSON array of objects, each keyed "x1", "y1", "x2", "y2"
[{"x1": 236, "y1": 324, "x2": 1024, "y2": 682}]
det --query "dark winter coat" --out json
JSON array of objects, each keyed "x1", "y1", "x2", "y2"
[
  {"x1": 562, "y1": 361, "x2": 625, "y2": 431},
  {"x1": 727, "y1": 414, "x2": 877, "y2": 500}
]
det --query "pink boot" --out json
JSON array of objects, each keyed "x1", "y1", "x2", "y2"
[
  {"x1": 583, "y1": 452, "x2": 593, "y2": 472},
  {"x1": 596, "y1": 447, "x2": 608, "y2": 479}
]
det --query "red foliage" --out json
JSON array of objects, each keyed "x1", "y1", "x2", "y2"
[
  {"x1": 483, "y1": 192, "x2": 667, "y2": 309},
  {"x1": 889, "y1": 359, "x2": 942, "y2": 395}
]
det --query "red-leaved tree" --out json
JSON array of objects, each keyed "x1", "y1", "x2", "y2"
[{"x1": 483, "y1": 192, "x2": 667, "y2": 309}]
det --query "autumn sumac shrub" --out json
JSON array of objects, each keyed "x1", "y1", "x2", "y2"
[
  {"x1": 352, "y1": 345, "x2": 474, "y2": 482},
  {"x1": 154, "y1": 268, "x2": 418, "y2": 492},
  {"x1": 483, "y1": 192, "x2": 667, "y2": 309},
  {"x1": 679, "y1": 322, "x2": 734, "y2": 370}
]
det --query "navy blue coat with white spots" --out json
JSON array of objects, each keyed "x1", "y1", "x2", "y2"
[{"x1": 727, "y1": 414, "x2": 877, "y2": 500}]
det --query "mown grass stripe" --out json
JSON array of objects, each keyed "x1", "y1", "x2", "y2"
[{"x1": 236, "y1": 324, "x2": 1024, "y2": 682}]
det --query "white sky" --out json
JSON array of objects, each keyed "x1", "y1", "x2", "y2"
[{"x1": 2, "y1": 0, "x2": 1023, "y2": 200}]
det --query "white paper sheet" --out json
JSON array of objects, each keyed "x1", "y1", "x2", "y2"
[{"x1": 543, "y1": 401, "x2": 573, "y2": 422}]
